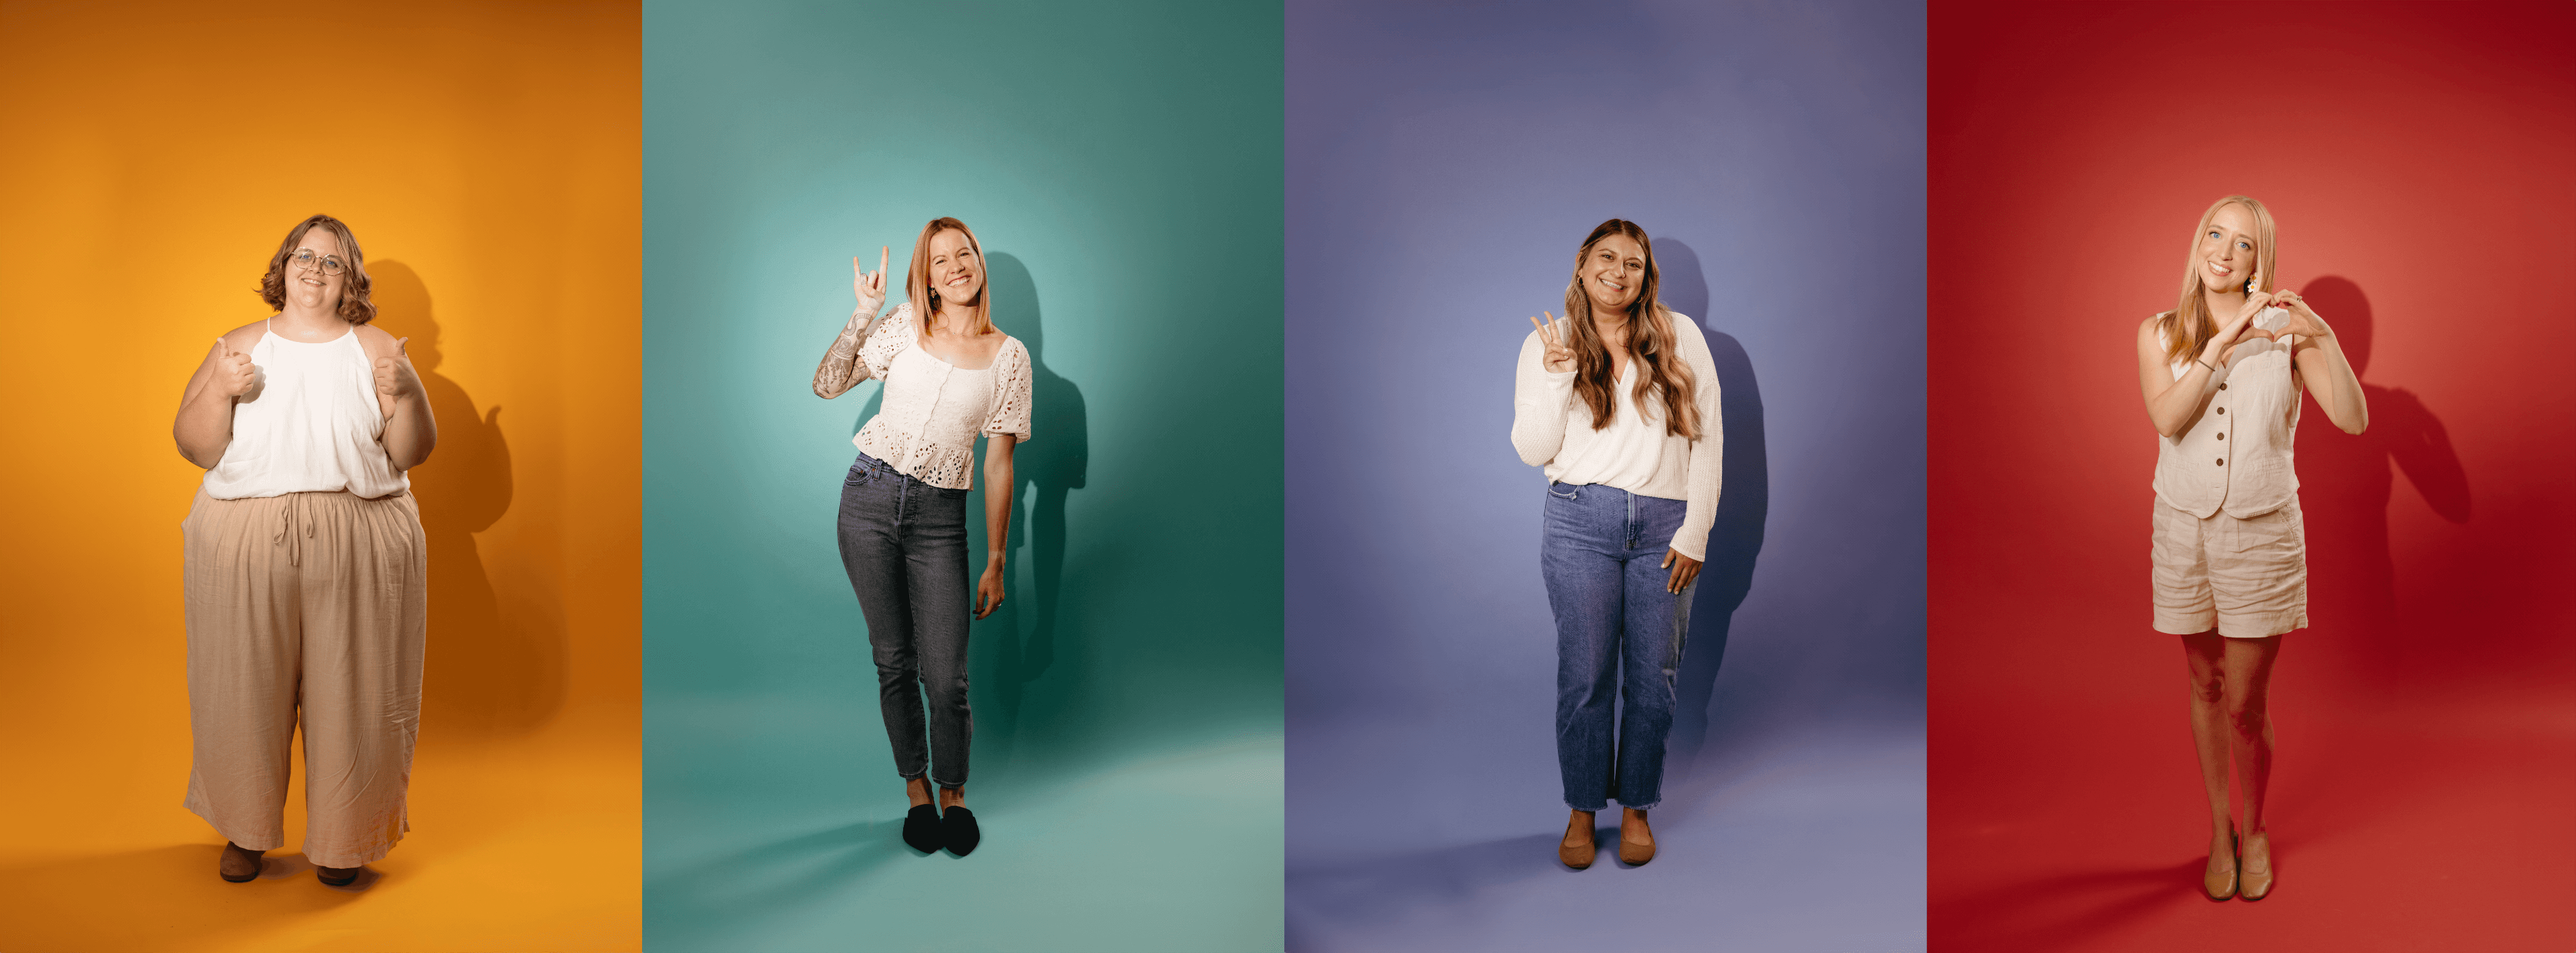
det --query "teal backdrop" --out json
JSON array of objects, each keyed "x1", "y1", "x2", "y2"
[{"x1": 641, "y1": 3, "x2": 1284, "y2": 950}]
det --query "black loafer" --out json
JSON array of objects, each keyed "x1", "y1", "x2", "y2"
[
  {"x1": 941, "y1": 807, "x2": 980, "y2": 857},
  {"x1": 902, "y1": 804, "x2": 943, "y2": 854}
]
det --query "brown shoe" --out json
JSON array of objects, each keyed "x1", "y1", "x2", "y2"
[
  {"x1": 1558, "y1": 811, "x2": 1596, "y2": 869},
  {"x1": 317, "y1": 865, "x2": 361, "y2": 887},
  {"x1": 218, "y1": 842, "x2": 264, "y2": 883},
  {"x1": 2238, "y1": 832, "x2": 2274, "y2": 901},
  {"x1": 1618, "y1": 808, "x2": 1657, "y2": 866},
  {"x1": 2202, "y1": 829, "x2": 2238, "y2": 901}
]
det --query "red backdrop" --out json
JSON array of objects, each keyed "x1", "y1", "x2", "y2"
[{"x1": 1929, "y1": 3, "x2": 2576, "y2": 950}]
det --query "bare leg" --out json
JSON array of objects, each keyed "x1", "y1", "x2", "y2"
[
  {"x1": 2180, "y1": 631, "x2": 2235, "y2": 893},
  {"x1": 2224, "y1": 635, "x2": 2284, "y2": 896},
  {"x1": 939, "y1": 785, "x2": 965, "y2": 811},
  {"x1": 906, "y1": 776, "x2": 933, "y2": 808}
]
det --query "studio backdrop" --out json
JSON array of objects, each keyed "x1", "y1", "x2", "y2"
[
  {"x1": 1285, "y1": 3, "x2": 1926, "y2": 950},
  {"x1": 640, "y1": 2, "x2": 1284, "y2": 950},
  {"x1": 0, "y1": 3, "x2": 642, "y2": 951},
  {"x1": 1927, "y1": 3, "x2": 2576, "y2": 950}
]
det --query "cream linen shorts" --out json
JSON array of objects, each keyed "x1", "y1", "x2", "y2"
[{"x1": 2151, "y1": 497, "x2": 2307, "y2": 639}]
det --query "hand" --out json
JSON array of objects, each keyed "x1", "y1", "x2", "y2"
[
  {"x1": 211, "y1": 336, "x2": 257, "y2": 398},
  {"x1": 975, "y1": 557, "x2": 1006, "y2": 619},
  {"x1": 2202, "y1": 287, "x2": 2277, "y2": 365},
  {"x1": 854, "y1": 245, "x2": 889, "y2": 314},
  {"x1": 1660, "y1": 548, "x2": 1702, "y2": 595},
  {"x1": 374, "y1": 337, "x2": 422, "y2": 403},
  {"x1": 2263, "y1": 288, "x2": 2333, "y2": 339},
  {"x1": 1529, "y1": 311, "x2": 1574, "y2": 373}
]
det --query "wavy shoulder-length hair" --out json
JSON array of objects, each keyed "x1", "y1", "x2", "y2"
[
  {"x1": 256, "y1": 213, "x2": 375, "y2": 323},
  {"x1": 2157, "y1": 194, "x2": 2275, "y2": 364},
  {"x1": 905, "y1": 216, "x2": 992, "y2": 338},
  {"x1": 1562, "y1": 218, "x2": 1701, "y2": 439}
]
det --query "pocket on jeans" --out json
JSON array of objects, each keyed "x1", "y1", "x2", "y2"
[
  {"x1": 844, "y1": 463, "x2": 870, "y2": 486},
  {"x1": 1546, "y1": 482, "x2": 1580, "y2": 500}
]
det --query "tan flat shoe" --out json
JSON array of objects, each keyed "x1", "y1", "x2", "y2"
[
  {"x1": 1618, "y1": 809, "x2": 1657, "y2": 866},
  {"x1": 218, "y1": 842, "x2": 264, "y2": 883},
  {"x1": 2202, "y1": 829, "x2": 2238, "y2": 901},
  {"x1": 2238, "y1": 832, "x2": 2274, "y2": 901},
  {"x1": 1558, "y1": 812, "x2": 1596, "y2": 870}
]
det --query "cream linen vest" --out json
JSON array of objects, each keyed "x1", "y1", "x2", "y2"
[{"x1": 2154, "y1": 326, "x2": 2300, "y2": 519}]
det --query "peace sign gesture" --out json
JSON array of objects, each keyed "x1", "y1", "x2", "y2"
[{"x1": 1528, "y1": 311, "x2": 1574, "y2": 373}]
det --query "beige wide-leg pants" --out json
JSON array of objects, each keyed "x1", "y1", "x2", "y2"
[{"x1": 181, "y1": 488, "x2": 426, "y2": 869}]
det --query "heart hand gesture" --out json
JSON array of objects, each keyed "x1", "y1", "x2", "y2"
[
  {"x1": 374, "y1": 337, "x2": 422, "y2": 403},
  {"x1": 212, "y1": 336, "x2": 257, "y2": 398},
  {"x1": 853, "y1": 245, "x2": 890, "y2": 327},
  {"x1": 1528, "y1": 311, "x2": 1575, "y2": 373},
  {"x1": 2260, "y1": 287, "x2": 2333, "y2": 340},
  {"x1": 2202, "y1": 279, "x2": 2277, "y2": 365}
]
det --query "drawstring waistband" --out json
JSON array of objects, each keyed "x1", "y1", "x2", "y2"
[{"x1": 272, "y1": 494, "x2": 318, "y2": 566}]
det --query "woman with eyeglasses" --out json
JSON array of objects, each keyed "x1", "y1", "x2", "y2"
[
  {"x1": 1513, "y1": 218, "x2": 1721, "y2": 869},
  {"x1": 172, "y1": 213, "x2": 436, "y2": 887},
  {"x1": 2136, "y1": 196, "x2": 2365, "y2": 901},
  {"x1": 813, "y1": 216, "x2": 1033, "y2": 858}
]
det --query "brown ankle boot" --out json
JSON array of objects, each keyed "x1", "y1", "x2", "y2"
[{"x1": 219, "y1": 842, "x2": 264, "y2": 883}]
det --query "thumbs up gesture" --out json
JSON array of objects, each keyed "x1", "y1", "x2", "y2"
[
  {"x1": 374, "y1": 336, "x2": 423, "y2": 402},
  {"x1": 212, "y1": 336, "x2": 257, "y2": 398}
]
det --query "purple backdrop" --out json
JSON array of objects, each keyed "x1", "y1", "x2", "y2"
[{"x1": 1285, "y1": 3, "x2": 1926, "y2": 949}]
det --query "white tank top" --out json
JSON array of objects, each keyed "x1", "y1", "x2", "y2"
[{"x1": 202, "y1": 321, "x2": 409, "y2": 500}]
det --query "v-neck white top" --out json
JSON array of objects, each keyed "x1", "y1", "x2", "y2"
[
  {"x1": 204, "y1": 322, "x2": 408, "y2": 500},
  {"x1": 849, "y1": 302, "x2": 1033, "y2": 490},
  {"x1": 1511, "y1": 312, "x2": 1724, "y2": 561}
]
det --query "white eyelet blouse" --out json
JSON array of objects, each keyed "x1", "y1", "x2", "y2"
[{"x1": 847, "y1": 302, "x2": 1033, "y2": 490}]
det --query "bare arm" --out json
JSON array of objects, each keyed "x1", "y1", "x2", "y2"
[
  {"x1": 815, "y1": 247, "x2": 891, "y2": 399},
  {"x1": 174, "y1": 333, "x2": 258, "y2": 468},
  {"x1": 368, "y1": 331, "x2": 438, "y2": 469},
  {"x1": 975, "y1": 433, "x2": 1016, "y2": 620},
  {"x1": 2139, "y1": 295, "x2": 2273, "y2": 440},
  {"x1": 2272, "y1": 289, "x2": 2367, "y2": 434}
]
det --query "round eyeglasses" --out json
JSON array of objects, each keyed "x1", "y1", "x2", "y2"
[{"x1": 291, "y1": 249, "x2": 349, "y2": 276}]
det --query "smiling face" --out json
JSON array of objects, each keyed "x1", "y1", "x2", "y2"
[
  {"x1": 284, "y1": 226, "x2": 349, "y2": 313},
  {"x1": 2197, "y1": 202, "x2": 2261, "y2": 295},
  {"x1": 1580, "y1": 233, "x2": 1648, "y2": 313},
  {"x1": 925, "y1": 229, "x2": 984, "y2": 307}
]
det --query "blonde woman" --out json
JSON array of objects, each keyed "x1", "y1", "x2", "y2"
[
  {"x1": 2135, "y1": 195, "x2": 2367, "y2": 901},
  {"x1": 172, "y1": 214, "x2": 434, "y2": 886},
  {"x1": 1512, "y1": 218, "x2": 1721, "y2": 869},
  {"x1": 813, "y1": 217, "x2": 1032, "y2": 858}
]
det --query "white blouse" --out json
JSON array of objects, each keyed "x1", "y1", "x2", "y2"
[
  {"x1": 849, "y1": 302, "x2": 1032, "y2": 490},
  {"x1": 203, "y1": 324, "x2": 408, "y2": 500},
  {"x1": 1511, "y1": 312, "x2": 1723, "y2": 561}
]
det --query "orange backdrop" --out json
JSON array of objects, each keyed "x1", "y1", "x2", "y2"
[{"x1": 0, "y1": 3, "x2": 640, "y2": 950}]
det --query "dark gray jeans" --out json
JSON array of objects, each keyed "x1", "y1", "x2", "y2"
[{"x1": 838, "y1": 451, "x2": 973, "y2": 788}]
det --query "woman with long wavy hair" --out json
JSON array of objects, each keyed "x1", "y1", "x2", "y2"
[
  {"x1": 813, "y1": 216, "x2": 1032, "y2": 858},
  {"x1": 1511, "y1": 218, "x2": 1721, "y2": 869},
  {"x1": 2134, "y1": 195, "x2": 2366, "y2": 900}
]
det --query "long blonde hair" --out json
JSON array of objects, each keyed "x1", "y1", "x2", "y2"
[
  {"x1": 2158, "y1": 195, "x2": 2275, "y2": 364},
  {"x1": 905, "y1": 216, "x2": 992, "y2": 338},
  {"x1": 1563, "y1": 218, "x2": 1701, "y2": 439}
]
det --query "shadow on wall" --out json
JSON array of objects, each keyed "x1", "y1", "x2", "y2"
[
  {"x1": 1648, "y1": 239, "x2": 1769, "y2": 785},
  {"x1": 971, "y1": 253, "x2": 1091, "y2": 782},
  {"x1": 369, "y1": 260, "x2": 565, "y2": 740},
  {"x1": 838, "y1": 251, "x2": 1090, "y2": 795},
  {"x1": 2288, "y1": 276, "x2": 2468, "y2": 688}
]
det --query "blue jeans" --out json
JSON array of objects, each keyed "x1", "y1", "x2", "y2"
[
  {"x1": 838, "y1": 451, "x2": 974, "y2": 788},
  {"x1": 1542, "y1": 481, "x2": 1694, "y2": 812}
]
